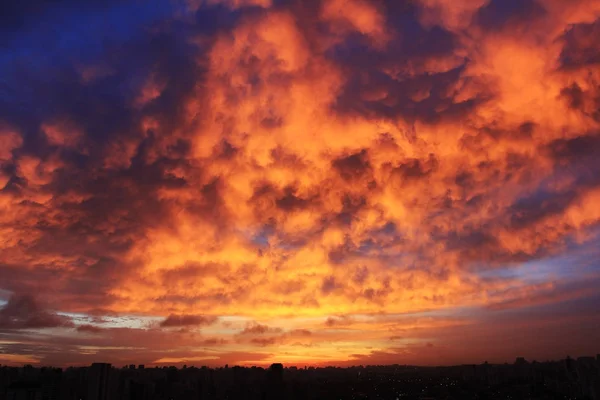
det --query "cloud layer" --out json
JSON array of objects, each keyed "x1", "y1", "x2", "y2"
[{"x1": 0, "y1": 0, "x2": 599, "y2": 366}]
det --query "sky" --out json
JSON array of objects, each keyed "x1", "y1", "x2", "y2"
[{"x1": 0, "y1": 0, "x2": 599, "y2": 368}]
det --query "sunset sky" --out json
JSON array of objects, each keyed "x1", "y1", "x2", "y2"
[{"x1": 1, "y1": 0, "x2": 600, "y2": 368}]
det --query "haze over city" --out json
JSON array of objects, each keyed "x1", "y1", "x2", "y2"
[{"x1": 1, "y1": 0, "x2": 600, "y2": 371}]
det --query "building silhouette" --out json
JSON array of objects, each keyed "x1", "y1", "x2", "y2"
[
  {"x1": 265, "y1": 363, "x2": 284, "y2": 400},
  {"x1": 86, "y1": 363, "x2": 111, "y2": 400}
]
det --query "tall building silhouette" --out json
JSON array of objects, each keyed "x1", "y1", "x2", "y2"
[
  {"x1": 265, "y1": 363, "x2": 284, "y2": 400},
  {"x1": 87, "y1": 363, "x2": 111, "y2": 400}
]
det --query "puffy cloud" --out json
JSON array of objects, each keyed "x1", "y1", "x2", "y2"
[
  {"x1": 240, "y1": 323, "x2": 282, "y2": 335},
  {"x1": 0, "y1": 128, "x2": 22, "y2": 160},
  {"x1": 321, "y1": 0, "x2": 390, "y2": 45},
  {"x1": 325, "y1": 315, "x2": 354, "y2": 327}
]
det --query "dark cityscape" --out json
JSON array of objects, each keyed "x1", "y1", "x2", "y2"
[{"x1": 2, "y1": 355, "x2": 600, "y2": 400}]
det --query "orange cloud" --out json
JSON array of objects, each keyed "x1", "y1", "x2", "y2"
[{"x1": 321, "y1": 0, "x2": 390, "y2": 46}]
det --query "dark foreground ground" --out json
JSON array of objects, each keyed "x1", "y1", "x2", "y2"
[{"x1": 1, "y1": 356, "x2": 599, "y2": 399}]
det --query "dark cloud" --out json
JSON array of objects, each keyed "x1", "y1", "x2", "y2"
[
  {"x1": 160, "y1": 314, "x2": 218, "y2": 328},
  {"x1": 508, "y1": 190, "x2": 579, "y2": 231},
  {"x1": 332, "y1": 150, "x2": 372, "y2": 182},
  {"x1": 353, "y1": 266, "x2": 369, "y2": 285},
  {"x1": 76, "y1": 324, "x2": 104, "y2": 334},
  {"x1": 250, "y1": 337, "x2": 278, "y2": 347},
  {"x1": 560, "y1": 84, "x2": 587, "y2": 110},
  {"x1": 288, "y1": 329, "x2": 312, "y2": 336},
  {"x1": 547, "y1": 133, "x2": 600, "y2": 162},
  {"x1": 321, "y1": 276, "x2": 340, "y2": 295},
  {"x1": 240, "y1": 323, "x2": 281, "y2": 335},
  {"x1": 333, "y1": 193, "x2": 368, "y2": 227},
  {"x1": 200, "y1": 338, "x2": 229, "y2": 346},
  {"x1": 0, "y1": 294, "x2": 73, "y2": 330},
  {"x1": 475, "y1": 0, "x2": 547, "y2": 30},
  {"x1": 325, "y1": 315, "x2": 353, "y2": 327},
  {"x1": 557, "y1": 82, "x2": 600, "y2": 125},
  {"x1": 391, "y1": 154, "x2": 438, "y2": 182},
  {"x1": 275, "y1": 187, "x2": 315, "y2": 211},
  {"x1": 325, "y1": 11, "x2": 485, "y2": 125},
  {"x1": 334, "y1": 66, "x2": 480, "y2": 124},
  {"x1": 559, "y1": 20, "x2": 600, "y2": 69}
]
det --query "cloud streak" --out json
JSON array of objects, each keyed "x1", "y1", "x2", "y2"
[{"x1": 160, "y1": 314, "x2": 218, "y2": 328}]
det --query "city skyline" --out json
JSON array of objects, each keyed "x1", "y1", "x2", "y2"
[
  {"x1": 2, "y1": 356, "x2": 600, "y2": 399},
  {"x1": 1, "y1": 0, "x2": 600, "y2": 368}
]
